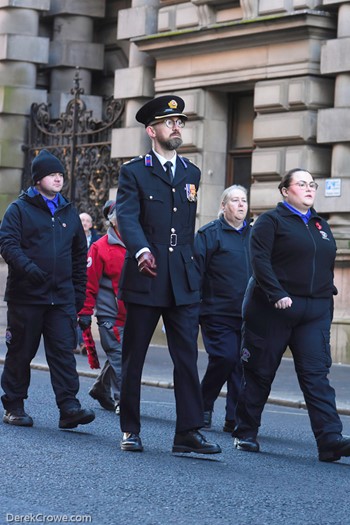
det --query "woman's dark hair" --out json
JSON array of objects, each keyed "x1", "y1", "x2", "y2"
[{"x1": 278, "y1": 168, "x2": 311, "y2": 194}]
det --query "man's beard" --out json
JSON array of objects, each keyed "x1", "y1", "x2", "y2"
[{"x1": 163, "y1": 137, "x2": 183, "y2": 151}]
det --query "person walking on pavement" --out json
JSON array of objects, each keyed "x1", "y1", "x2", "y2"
[
  {"x1": 116, "y1": 95, "x2": 221, "y2": 455},
  {"x1": 0, "y1": 149, "x2": 95, "y2": 430},
  {"x1": 232, "y1": 168, "x2": 350, "y2": 462},
  {"x1": 78, "y1": 200, "x2": 126, "y2": 414},
  {"x1": 194, "y1": 185, "x2": 252, "y2": 433}
]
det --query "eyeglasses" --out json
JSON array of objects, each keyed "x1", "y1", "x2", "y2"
[
  {"x1": 159, "y1": 118, "x2": 185, "y2": 129},
  {"x1": 289, "y1": 181, "x2": 318, "y2": 191}
]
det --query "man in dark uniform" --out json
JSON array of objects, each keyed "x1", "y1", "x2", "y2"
[
  {"x1": 0, "y1": 149, "x2": 95, "y2": 430},
  {"x1": 116, "y1": 95, "x2": 221, "y2": 454}
]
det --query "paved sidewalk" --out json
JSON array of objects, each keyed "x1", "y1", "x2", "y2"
[{"x1": 0, "y1": 339, "x2": 349, "y2": 415}]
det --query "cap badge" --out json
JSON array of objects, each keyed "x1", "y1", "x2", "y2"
[{"x1": 168, "y1": 100, "x2": 178, "y2": 109}]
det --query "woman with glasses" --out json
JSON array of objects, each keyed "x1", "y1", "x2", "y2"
[{"x1": 233, "y1": 168, "x2": 350, "y2": 462}]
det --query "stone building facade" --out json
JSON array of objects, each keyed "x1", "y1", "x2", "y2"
[{"x1": 0, "y1": 0, "x2": 349, "y2": 359}]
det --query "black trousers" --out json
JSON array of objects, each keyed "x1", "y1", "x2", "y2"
[
  {"x1": 120, "y1": 302, "x2": 204, "y2": 434},
  {"x1": 200, "y1": 315, "x2": 242, "y2": 421},
  {"x1": 1, "y1": 303, "x2": 81, "y2": 412},
  {"x1": 234, "y1": 285, "x2": 342, "y2": 447}
]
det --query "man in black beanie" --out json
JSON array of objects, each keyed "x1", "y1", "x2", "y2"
[{"x1": 0, "y1": 149, "x2": 95, "y2": 429}]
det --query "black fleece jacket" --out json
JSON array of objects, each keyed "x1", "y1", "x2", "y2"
[
  {"x1": 194, "y1": 216, "x2": 252, "y2": 318},
  {"x1": 250, "y1": 202, "x2": 337, "y2": 304},
  {"x1": 0, "y1": 187, "x2": 87, "y2": 310}
]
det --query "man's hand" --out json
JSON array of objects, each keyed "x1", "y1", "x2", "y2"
[
  {"x1": 137, "y1": 252, "x2": 157, "y2": 278},
  {"x1": 78, "y1": 315, "x2": 92, "y2": 330},
  {"x1": 274, "y1": 297, "x2": 293, "y2": 309},
  {"x1": 25, "y1": 263, "x2": 48, "y2": 286}
]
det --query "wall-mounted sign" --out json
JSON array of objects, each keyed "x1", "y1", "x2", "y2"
[{"x1": 325, "y1": 178, "x2": 341, "y2": 197}]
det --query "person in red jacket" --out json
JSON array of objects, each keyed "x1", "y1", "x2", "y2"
[{"x1": 78, "y1": 200, "x2": 126, "y2": 413}]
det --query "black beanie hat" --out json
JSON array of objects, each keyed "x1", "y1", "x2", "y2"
[{"x1": 31, "y1": 150, "x2": 65, "y2": 184}]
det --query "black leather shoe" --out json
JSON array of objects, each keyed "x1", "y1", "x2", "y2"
[
  {"x1": 3, "y1": 408, "x2": 33, "y2": 427},
  {"x1": 59, "y1": 408, "x2": 95, "y2": 429},
  {"x1": 233, "y1": 436, "x2": 260, "y2": 452},
  {"x1": 203, "y1": 410, "x2": 212, "y2": 429},
  {"x1": 318, "y1": 436, "x2": 350, "y2": 462},
  {"x1": 89, "y1": 388, "x2": 115, "y2": 411},
  {"x1": 172, "y1": 430, "x2": 221, "y2": 454},
  {"x1": 223, "y1": 420, "x2": 236, "y2": 433},
  {"x1": 121, "y1": 432, "x2": 143, "y2": 452}
]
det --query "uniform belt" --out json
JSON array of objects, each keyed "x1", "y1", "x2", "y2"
[{"x1": 146, "y1": 233, "x2": 193, "y2": 247}]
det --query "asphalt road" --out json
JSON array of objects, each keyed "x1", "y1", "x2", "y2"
[{"x1": 1, "y1": 367, "x2": 350, "y2": 525}]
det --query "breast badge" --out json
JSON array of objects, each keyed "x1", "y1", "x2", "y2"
[{"x1": 185, "y1": 184, "x2": 197, "y2": 202}]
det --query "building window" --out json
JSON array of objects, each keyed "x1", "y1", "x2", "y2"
[{"x1": 226, "y1": 93, "x2": 255, "y2": 194}]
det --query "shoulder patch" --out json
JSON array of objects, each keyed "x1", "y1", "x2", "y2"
[
  {"x1": 179, "y1": 155, "x2": 200, "y2": 170},
  {"x1": 123, "y1": 155, "x2": 144, "y2": 166},
  {"x1": 198, "y1": 220, "x2": 217, "y2": 233}
]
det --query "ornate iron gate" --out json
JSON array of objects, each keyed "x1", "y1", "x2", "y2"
[{"x1": 23, "y1": 69, "x2": 125, "y2": 232}]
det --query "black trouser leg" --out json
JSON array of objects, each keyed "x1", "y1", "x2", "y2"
[
  {"x1": 1, "y1": 303, "x2": 43, "y2": 411},
  {"x1": 163, "y1": 303, "x2": 204, "y2": 432},
  {"x1": 120, "y1": 304, "x2": 160, "y2": 434},
  {"x1": 43, "y1": 304, "x2": 80, "y2": 411}
]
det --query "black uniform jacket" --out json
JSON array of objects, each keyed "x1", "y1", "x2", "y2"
[
  {"x1": 250, "y1": 202, "x2": 337, "y2": 304},
  {"x1": 0, "y1": 187, "x2": 87, "y2": 308},
  {"x1": 194, "y1": 217, "x2": 252, "y2": 318},
  {"x1": 116, "y1": 151, "x2": 200, "y2": 307}
]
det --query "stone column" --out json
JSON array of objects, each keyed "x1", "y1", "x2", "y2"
[
  {"x1": 251, "y1": 76, "x2": 333, "y2": 212},
  {"x1": 45, "y1": 0, "x2": 106, "y2": 119},
  {"x1": 112, "y1": 0, "x2": 159, "y2": 158},
  {"x1": 0, "y1": 1, "x2": 49, "y2": 214},
  {"x1": 318, "y1": 2, "x2": 350, "y2": 246}
]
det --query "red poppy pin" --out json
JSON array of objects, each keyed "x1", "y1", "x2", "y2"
[{"x1": 315, "y1": 222, "x2": 322, "y2": 230}]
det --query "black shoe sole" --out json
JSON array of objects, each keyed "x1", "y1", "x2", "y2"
[
  {"x1": 3, "y1": 416, "x2": 33, "y2": 427},
  {"x1": 319, "y1": 446, "x2": 350, "y2": 462},
  {"x1": 59, "y1": 412, "x2": 95, "y2": 429},
  {"x1": 172, "y1": 445, "x2": 221, "y2": 454},
  {"x1": 120, "y1": 443, "x2": 143, "y2": 452},
  {"x1": 234, "y1": 440, "x2": 260, "y2": 453}
]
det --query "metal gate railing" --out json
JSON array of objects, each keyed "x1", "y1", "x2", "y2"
[{"x1": 23, "y1": 68, "x2": 125, "y2": 232}]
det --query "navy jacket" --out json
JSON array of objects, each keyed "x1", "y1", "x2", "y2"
[
  {"x1": 0, "y1": 187, "x2": 87, "y2": 309},
  {"x1": 116, "y1": 151, "x2": 200, "y2": 307},
  {"x1": 250, "y1": 202, "x2": 337, "y2": 304},
  {"x1": 194, "y1": 217, "x2": 252, "y2": 318}
]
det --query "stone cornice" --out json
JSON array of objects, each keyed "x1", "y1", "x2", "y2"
[{"x1": 133, "y1": 11, "x2": 337, "y2": 59}]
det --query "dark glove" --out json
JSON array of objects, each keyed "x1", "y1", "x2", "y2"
[
  {"x1": 137, "y1": 252, "x2": 157, "y2": 278},
  {"x1": 25, "y1": 263, "x2": 48, "y2": 286},
  {"x1": 78, "y1": 315, "x2": 92, "y2": 330}
]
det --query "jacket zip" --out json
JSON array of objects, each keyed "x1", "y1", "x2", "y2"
[{"x1": 304, "y1": 221, "x2": 316, "y2": 295}]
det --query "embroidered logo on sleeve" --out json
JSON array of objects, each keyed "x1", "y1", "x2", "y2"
[{"x1": 241, "y1": 348, "x2": 251, "y2": 362}]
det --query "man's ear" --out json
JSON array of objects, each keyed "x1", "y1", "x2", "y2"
[
  {"x1": 146, "y1": 125, "x2": 156, "y2": 140},
  {"x1": 281, "y1": 187, "x2": 288, "y2": 198}
]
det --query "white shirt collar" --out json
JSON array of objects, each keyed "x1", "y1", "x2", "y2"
[{"x1": 152, "y1": 149, "x2": 177, "y2": 171}]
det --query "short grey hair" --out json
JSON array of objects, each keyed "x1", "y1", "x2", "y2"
[{"x1": 218, "y1": 184, "x2": 248, "y2": 218}]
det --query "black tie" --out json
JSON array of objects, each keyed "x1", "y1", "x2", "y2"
[{"x1": 164, "y1": 161, "x2": 173, "y2": 179}]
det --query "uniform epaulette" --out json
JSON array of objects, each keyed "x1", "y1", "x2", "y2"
[
  {"x1": 178, "y1": 155, "x2": 200, "y2": 170},
  {"x1": 123, "y1": 155, "x2": 144, "y2": 166},
  {"x1": 198, "y1": 220, "x2": 217, "y2": 233}
]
